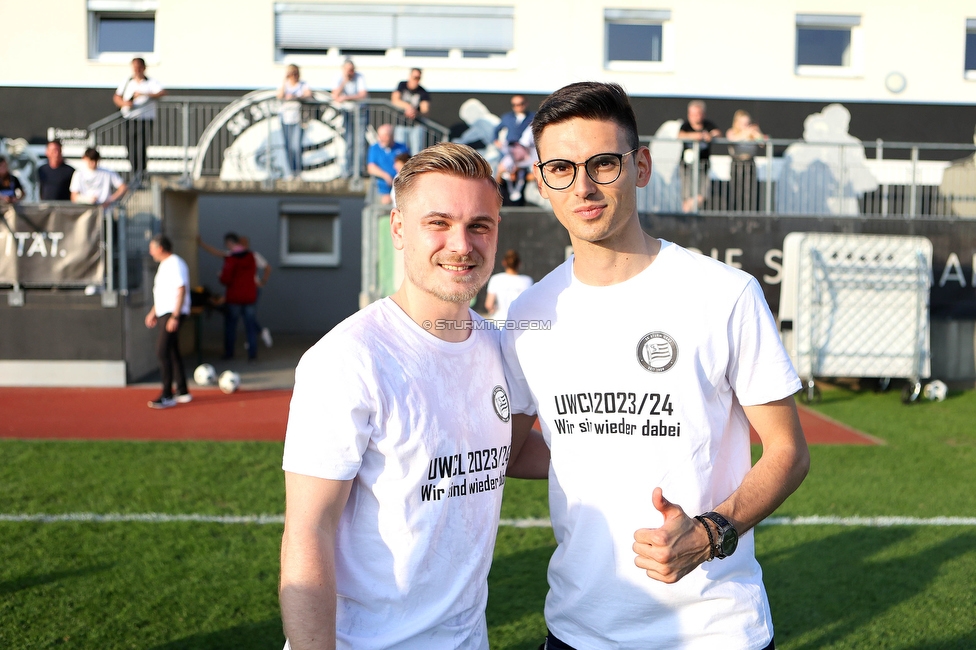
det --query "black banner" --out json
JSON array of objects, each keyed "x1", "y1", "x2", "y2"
[
  {"x1": 639, "y1": 214, "x2": 976, "y2": 319},
  {"x1": 0, "y1": 205, "x2": 103, "y2": 286}
]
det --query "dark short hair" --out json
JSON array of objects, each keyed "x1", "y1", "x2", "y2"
[
  {"x1": 394, "y1": 152, "x2": 411, "y2": 164},
  {"x1": 151, "y1": 234, "x2": 172, "y2": 252},
  {"x1": 410, "y1": 67, "x2": 422, "y2": 76},
  {"x1": 83, "y1": 147, "x2": 100, "y2": 161},
  {"x1": 224, "y1": 232, "x2": 240, "y2": 244},
  {"x1": 47, "y1": 139, "x2": 63, "y2": 148},
  {"x1": 503, "y1": 249, "x2": 521, "y2": 271},
  {"x1": 531, "y1": 82, "x2": 639, "y2": 153},
  {"x1": 132, "y1": 57, "x2": 146, "y2": 67}
]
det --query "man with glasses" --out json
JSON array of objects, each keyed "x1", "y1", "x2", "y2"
[{"x1": 501, "y1": 82, "x2": 809, "y2": 649}]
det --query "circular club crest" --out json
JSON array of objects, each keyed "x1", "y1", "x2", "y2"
[
  {"x1": 492, "y1": 385, "x2": 511, "y2": 423},
  {"x1": 637, "y1": 332, "x2": 678, "y2": 373}
]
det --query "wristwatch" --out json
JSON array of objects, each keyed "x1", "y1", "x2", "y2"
[{"x1": 699, "y1": 511, "x2": 738, "y2": 559}]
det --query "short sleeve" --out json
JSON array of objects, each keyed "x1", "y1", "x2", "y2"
[
  {"x1": 500, "y1": 326, "x2": 537, "y2": 416},
  {"x1": 355, "y1": 74, "x2": 367, "y2": 94},
  {"x1": 115, "y1": 80, "x2": 128, "y2": 96},
  {"x1": 367, "y1": 145, "x2": 380, "y2": 166},
  {"x1": 109, "y1": 171, "x2": 125, "y2": 189},
  {"x1": 68, "y1": 173, "x2": 80, "y2": 193},
  {"x1": 283, "y1": 339, "x2": 376, "y2": 480},
  {"x1": 726, "y1": 278, "x2": 801, "y2": 406}
]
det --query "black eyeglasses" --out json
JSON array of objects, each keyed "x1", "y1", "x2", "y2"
[{"x1": 536, "y1": 149, "x2": 638, "y2": 191}]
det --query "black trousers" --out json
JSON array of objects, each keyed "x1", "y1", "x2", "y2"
[
  {"x1": 156, "y1": 314, "x2": 188, "y2": 399},
  {"x1": 545, "y1": 631, "x2": 775, "y2": 650},
  {"x1": 126, "y1": 119, "x2": 153, "y2": 182}
]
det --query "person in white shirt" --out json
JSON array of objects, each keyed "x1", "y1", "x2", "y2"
[
  {"x1": 113, "y1": 57, "x2": 165, "y2": 183},
  {"x1": 502, "y1": 82, "x2": 810, "y2": 650},
  {"x1": 277, "y1": 64, "x2": 313, "y2": 178},
  {"x1": 69, "y1": 148, "x2": 128, "y2": 206},
  {"x1": 144, "y1": 234, "x2": 192, "y2": 409},
  {"x1": 331, "y1": 58, "x2": 368, "y2": 177},
  {"x1": 484, "y1": 248, "x2": 533, "y2": 325},
  {"x1": 279, "y1": 142, "x2": 548, "y2": 650}
]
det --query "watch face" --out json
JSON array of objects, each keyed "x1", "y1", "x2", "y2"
[{"x1": 721, "y1": 529, "x2": 738, "y2": 557}]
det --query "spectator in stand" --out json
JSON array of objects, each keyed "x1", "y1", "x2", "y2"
[
  {"x1": 332, "y1": 58, "x2": 368, "y2": 177},
  {"x1": 493, "y1": 95, "x2": 537, "y2": 205},
  {"x1": 144, "y1": 234, "x2": 192, "y2": 409},
  {"x1": 277, "y1": 64, "x2": 313, "y2": 179},
  {"x1": 37, "y1": 140, "x2": 75, "y2": 201},
  {"x1": 367, "y1": 124, "x2": 409, "y2": 205},
  {"x1": 0, "y1": 156, "x2": 25, "y2": 204},
  {"x1": 391, "y1": 68, "x2": 431, "y2": 154},
  {"x1": 678, "y1": 100, "x2": 722, "y2": 213},
  {"x1": 219, "y1": 232, "x2": 259, "y2": 361},
  {"x1": 113, "y1": 57, "x2": 165, "y2": 185},
  {"x1": 485, "y1": 249, "x2": 533, "y2": 325},
  {"x1": 388, "y1": 151, "x2": 411, "y2": 207},
  {"x1": 726, "y1": 110, "x2": 767, "y2": 212},
  {"x1": 69, "y1": 148, "x2": 128, "y2": 206}
]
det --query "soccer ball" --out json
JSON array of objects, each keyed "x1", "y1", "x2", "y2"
[
  {"x1": 193, "y1": 363, "x2": 218, "y2": 386},
  {"x1": 218, "y1": 370, "x2": 241, "y2": 394},
  {"x1": 923, "y1": 380, "x2": 948, "y2": 402}
]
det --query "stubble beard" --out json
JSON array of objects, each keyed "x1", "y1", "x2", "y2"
[{"x1": 406, "y1": 255, "x2": 489, "y2": 304}]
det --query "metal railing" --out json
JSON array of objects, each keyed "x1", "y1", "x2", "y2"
[
  {"x1": 89, "y1": 94, "x2": 450, "y2": 186},
  {"x1": 639, "y1": 137, "x2": 976, "y2": 218}
]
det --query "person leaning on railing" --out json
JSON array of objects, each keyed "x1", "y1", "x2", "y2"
[
  {"x1": 0, "y1": 156, "x2": 25, "y2": 205},
  {"x1": 277, "y1": 64, "x2": 313, "y2": 179},
  {"x1": 69, "y1": 148, "x2": 128, "y2": 207},
  {"x1": 331, "y1": 58, "x2": 369, "y2": 178},
  {"x1": 725, "y1": 110, "x2": 767, "y2": 212}
]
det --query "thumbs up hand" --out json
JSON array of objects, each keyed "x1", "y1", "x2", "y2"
[{"x1": 633, "y1": 487, "x2": 712, "y2": 584}]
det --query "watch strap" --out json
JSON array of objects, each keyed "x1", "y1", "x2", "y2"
[{"x1": 700, "y1": 511, "x2": 737, "y2": 559}]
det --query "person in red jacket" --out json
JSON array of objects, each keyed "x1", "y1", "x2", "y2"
[{"x1": 219, "y1": 232, "x2": 259, "y2": 360}]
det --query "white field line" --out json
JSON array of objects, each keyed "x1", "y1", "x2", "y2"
[{"x1": 1, "y1": 514, "x2": 976, "y2": 527}]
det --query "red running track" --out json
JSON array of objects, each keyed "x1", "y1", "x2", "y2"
[{"x1": 0, "y1": 387, "x2": 880, "y2": 445}]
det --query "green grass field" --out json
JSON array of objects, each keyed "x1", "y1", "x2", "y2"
[{"x1": 2, "y1": 385, "x2": 975, "y2": 649}]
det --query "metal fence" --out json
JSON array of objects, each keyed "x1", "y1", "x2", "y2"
[
  {"x1": 90, "y1": 94, "x2": 450, "y2": 185},
  {"x1": 639, "y1": 137, "x2": 976, "y2": 218}
]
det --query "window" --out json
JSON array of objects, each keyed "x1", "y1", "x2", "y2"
[
  {"x1": 274, "y1": 3, "x2": 514, "y2": 60},
  {"x1": 280, "y1": 204, "x2": 341, "y2": 267},
  {"x1": 88, "y1": 0, "x2": 157, "y2": 60},
  {"x1": 966, "y1": 19, "x2": 976, "y2": 79},
  {"x1": 604, "y1": 9, "x2": 672, "y2": 71},
  {"x1": 795, "y1": 14, "x2": 862, "y2": 76}
]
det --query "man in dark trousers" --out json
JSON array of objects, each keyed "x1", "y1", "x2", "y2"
[
  {"x1": 145, "y1": 235, "x2": 191, "y2": 409},
  {"x1": 219, "y1": 232, "x2": 258, "y2": 360}
]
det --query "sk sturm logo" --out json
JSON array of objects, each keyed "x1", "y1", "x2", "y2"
[
  {"x1": 492, "y1": 386, "x2": 511, "y2": 423},
  {"x1": 637, "y1": 332, "x2": 678, "y2": 373}
]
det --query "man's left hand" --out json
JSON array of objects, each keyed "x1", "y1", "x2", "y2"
[
  {"x1": 165, "y1": 315, "x2": 180, "y2": 333},
  {"x1": 633, "y1": 487, "x2": 711, "y2": 584}
]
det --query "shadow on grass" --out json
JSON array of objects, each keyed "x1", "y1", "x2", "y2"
[
  {"x1": 764, "y1": 527, "x2": 976, "y2": 649},
  {"x1": 487, "y1": 542, "x2": 554, "y2": 648},
  {"x1": 148, "y1": 617, "x2": 284, "y2": 650},
  {"x1": 0, "y1": 563, "x2": 114, "y2": 596}
]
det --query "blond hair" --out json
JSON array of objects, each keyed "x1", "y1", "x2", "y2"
[{"x1": 392, "y1": 142, "x2": 501, "y2": 208}]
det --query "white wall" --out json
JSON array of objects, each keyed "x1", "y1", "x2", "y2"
[{"x1": 1, "y1": 0, "x2": 973, "y2": 103}]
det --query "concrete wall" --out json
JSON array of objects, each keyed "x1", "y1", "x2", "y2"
[{"x1": 192, "y1": 192, "x2": 364, "y2": 341}]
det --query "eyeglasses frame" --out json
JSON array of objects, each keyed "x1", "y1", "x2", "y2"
[{"x1": 535, "y1": 148, "x2": 639, "y2": 191}]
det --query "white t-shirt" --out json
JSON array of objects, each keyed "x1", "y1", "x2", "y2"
[
  {"x1": 69, "y1": 167, "x2": 125, "y2": 205},
  {"x1": 334, "y1": 71, "x2": 367, "y2": 108},
  {"x1": 116, "y1": 77, "x2": 164, "y2": 120},
  {"x1": 279, "y1": 80, "x2": 311, "y2": 125},
  {"x1": 283, "y1": 298, "x2": 512, "y2": 650},
  {"x1": 486, "y1": 271, "x2": 534, "y2": 323},
  {"x1": 152, "y1": 253, "x2": 191, "y2": 317},
  {"x1": 502, "y1": 241, "x2": 801, "y2": 650}
]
